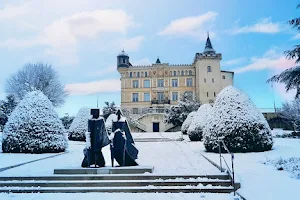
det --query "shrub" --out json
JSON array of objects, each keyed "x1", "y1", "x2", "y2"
[
  {"x1": 68, "y1": 107, "x2": 90, "y2": 141},
  {"x1": 203, "y1": 86, "x2": 273, "y2": 153},
  {"x1": 187, "y1": 104, "x2": 212, "y2": 141},
  {"x1": 2, "y1": 91, "x2": 68, "y2": 153},
  {"x1": 181, "y1": 111, "x2": 196, "y2": 135}
]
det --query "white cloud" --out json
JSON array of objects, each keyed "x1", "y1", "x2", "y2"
[
  {"x1": 65, "y1": 79, "x2": 120, "y2": 95},
  {"x1": 0, "y1": 9, "x2": 135, "y2": 65},
  {"x1": 231, "y1": 18, "x2": 281, "y2": 34},
  {"x1": 0, "y1": 3, "x2": 30, "y2": 20},
  {"x1": 233, "y1": 49, "x2": 294, "y2": 74},
  {"x1": 87, "y1": 65, "x2": 116, "y2": 77},
  {"x1": 119, "y1": 36, "x2": 145, "y2": 52},
  {"x1": 223, "y1": 57, "x2": 246, "y2": 66},
  {"x1": 291, "y1": 33, "x2": 300, "y2": 40},
  {"x1": 159, "y1": 11, "x2": 218, "y2": 40},
  {"x1": 131, "y1": 58, "x2": 152, "y2": 66}
]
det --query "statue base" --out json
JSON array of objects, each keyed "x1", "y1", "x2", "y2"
[{"x1": 54, "y1": 166, "x2": 154, "y2": 175}]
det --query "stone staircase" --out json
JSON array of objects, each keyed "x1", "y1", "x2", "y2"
[{"x1": 0, "y1": 167, "x2": 240, "y2": 193}]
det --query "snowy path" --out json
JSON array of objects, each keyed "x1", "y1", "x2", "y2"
[{"x1": 0, "y1": 134, "x2": 220, "y2": 176}]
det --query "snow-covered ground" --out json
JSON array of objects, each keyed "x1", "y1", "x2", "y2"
[
  {"x1": 188, "y1": 137, "x2": 300, "y2": 200},
  {"x1": 1, "y1": 131, "x2": 299, "y2": 200}
]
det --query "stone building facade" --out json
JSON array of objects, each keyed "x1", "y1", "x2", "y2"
[{"x1": 117, "y1": 35, "x2": 234, "y2": 132}]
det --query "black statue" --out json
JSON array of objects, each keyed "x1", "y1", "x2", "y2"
[
  {"x1": 81, "y1": 109, "x2": 110, "y2": 168},
  {"x1": 111, "y1": 109, "x2": 138, "y2": 166}
]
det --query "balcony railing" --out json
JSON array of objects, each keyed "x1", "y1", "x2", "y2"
[{"x1": 151, "y1": 99, "x2": 170, "y2": 104}]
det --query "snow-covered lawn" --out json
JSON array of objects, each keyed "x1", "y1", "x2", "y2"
[{"x1": 188, "y1": 137, "x2": 300, "y2": 200}]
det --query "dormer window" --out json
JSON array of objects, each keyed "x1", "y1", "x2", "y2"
[{"x1": 207, "y1": 66, "x2": 212, "y2": 72}]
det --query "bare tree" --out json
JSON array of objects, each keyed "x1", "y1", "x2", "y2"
[
  {"x1": 5, "y1": 62, "x2": 67, "y2": 107},
  {"x1": 280, "y1": 99, "x2": 300, "y2": 131}
]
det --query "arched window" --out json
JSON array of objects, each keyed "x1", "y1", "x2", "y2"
[
  {"x1": 129, "y1": 72, "x2": 132, "y2": 78},
  {"x1": 145, "y1": 71, "x2": 148, "y2": 77},
  {"x1": 133, "y1": 72, "x2": 136, "y2": 77},
  {"x1": 189, "y1": 70, "x2": 192, "y2": 75},
  {"x1": 185, "y1": 70, "x2": 188, "y2": 75},
  {"x1": 137, "y1": 72, "x2": 140, "y2": 77},
  {"x1": 181, "y1": 70, "x2": 184, "y2": 76},
  {"x1": 207, "y1": 66, "x2": 212, "y2": 72},
  {"x1": 173, "y1": 71, "x2": 176, "y2": 76}
]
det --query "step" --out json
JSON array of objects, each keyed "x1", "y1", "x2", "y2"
[
  {"x1": 0, "y1": 186, "x2": 235, "y2": 193},
  {"x1": 0, "y1": 174, "x2": 230, "y2": 181},
  {"x1": 0, "y1": 179, "x2": 233, "y2": 187},
  {"x1": 54, "y1": 166, "x2": 154, "y2": 175}
]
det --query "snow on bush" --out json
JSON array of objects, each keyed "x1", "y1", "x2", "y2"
[
  {"x1": 203, "y1": 86, "x2": 273, "y2": 153},
  {"x1": 181, "y1": 111, "x2": 196, "y2": 135},
  {"x1": 105, "y1": 113, "x2": 118, "y2": 135},
  {"x1": 68, "y1": 107, "x2": 91, "y2": 141},
  {"x1": 2, "y1": 91, "x2": 68, "y2": 153},
  {"x1": 187, "y1": 104, "x2": 212, "y2": 141},
  {"x1": 263, "y1": 157, "x2": 300, "y2": 179}
]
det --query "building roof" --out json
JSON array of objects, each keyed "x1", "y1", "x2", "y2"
[
  {"x1": 118, "y1": 49, "x2": 128, "y2": 57},
  {"x1": 203, "y1": 33, "x2": 216, "y2": 54},
  {"x1": 156, "y1": 57, "x2": 161, "y2": 64}
]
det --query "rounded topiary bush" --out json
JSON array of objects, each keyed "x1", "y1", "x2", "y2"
[
  {"x1": 2, "y1": 91, "x2": 68, "y2": 153},
  {"x1": 203, "y1": 86, "x2": 273, "y2": 153},
  {"x1": 68, "y1": 107, "x2": 90, "y2": 141},
  {"x1": 187, "y1": 104, "x2": 212, "y2": 141},
  {"x1": 181, "y1": 111, "x2": 196, "y2": 135}
]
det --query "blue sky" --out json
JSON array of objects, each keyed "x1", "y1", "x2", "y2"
[{"x1": 0, "y1": 0, "x2": 299, "y2": 116}]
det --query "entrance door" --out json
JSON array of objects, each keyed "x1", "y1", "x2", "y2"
[{"x1": 153, "y1": 122, "x2": 159, "y2": 132}]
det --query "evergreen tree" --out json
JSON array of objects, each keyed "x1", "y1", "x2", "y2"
[
  {"x1": 60, "y1": 113, "x2": 74, "y2": 129},
  {"x1": 102, "y1": 101, "x2": 117, "y2": 119},
  {"x1": 0, "y1": 94, "x2": 18, "y2": 131},
  {"x1": 164, "y1": 92, "x2": 201, "y2": 127},
  {"x1": 267, "y1": 4, "x2": 300, "y2": 98},
  {"x1": 2, "y1": 91, "x2": 68, "y2": 153}
]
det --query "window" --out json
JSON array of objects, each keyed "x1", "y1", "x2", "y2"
[
  {"x1": 130, "y1": 72, "x2": 132, "y2": 78},
  {"x1": 132, "y1": 93, "x2": 139, "y2": 102},
  {"x1": 181, "y1": 70, "x2": 184, "y2": 76},
  {"x1": 137, "y1": 72, "x2": 140, "y2": 77},
  {"x1": 204, "y1": 78, "x2": 206, "y2": 83},
  {"x1": 212, "y1": 78, "x2": 214, "y2": 83},
  {"x1": 214, "y1": 92, "x2": 216, "y2": 97},
  {"x1": 158, "y1": 79, "x2": 164, "y2": 87},
  {"x1": 222, "y1": 75, "x2": 225, "y2": 79},
  {"x1": 172, "y1": 92, "x2": 178, "y2": 101},
  {"x1": 144, "y1": 80, "x2": 150, "y2": 88},
  {"x1": 173, "y1": 71, "x2": 176, "y2": 76},
  {"x1": 145, "y1": 72, "x2": 148, "y2": 77},
  {"x1": 186, "y1": 78, "x2": 193, "y2": 87},
  {"x1": 189, "y1": 70, "x2": 192, "y2": 76},
  {"x1": 133, "y1": 80, "x2": 139, "y2": 88},
  {"x1": 207, "y1": 66, "x2": 212, "y2": 72},
  {"x1": 132, "y1": 108, "x2": 139, "y2": 114},
  {"x1": 157, "y1": 92, "x2": 164, "y2": 101},
  {"x1": 144, "y1": 93, "x2": 150, "y2": 102},
  {"x1": 172, "y1": 79, "x2": 178, "y2": 87},
  {"x1": 123, "y1": 58, "x2": 126, "y2": 63},
  {"x1": 185, "y1": 91, "x2": 193, "y2": 100},
  {"x1": 206, "y1": 92, "x2": 209, "y2": 97}
]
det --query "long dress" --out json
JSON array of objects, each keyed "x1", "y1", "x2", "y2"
[
  {"x1": 81, "y1": 118, "x2": 110, "y2": 167},
  {"x1": 111, "y1": 119, "x2": 138, "y2": 166}
]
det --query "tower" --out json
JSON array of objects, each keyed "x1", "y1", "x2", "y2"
[
  {"x1": 117, "y1": 50, "x2": 130, "y2": 68},
  {"x1": 194, "y1": 33, "x2": 222, "y2": 104}
]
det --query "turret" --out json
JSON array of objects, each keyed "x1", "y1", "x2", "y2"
[{"x1": 117, "y1": 50, "x2": 130, "y2": 68}]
